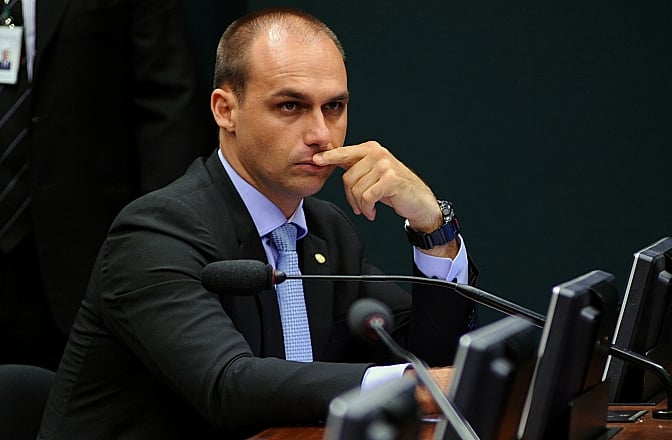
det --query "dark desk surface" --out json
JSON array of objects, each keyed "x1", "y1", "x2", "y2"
[
  {"x1": 249, "y1": 401, "x2": 672, "y2": 439},
  {"x1": 605, "y1": 401, "x2": 672, "y2": 440}
]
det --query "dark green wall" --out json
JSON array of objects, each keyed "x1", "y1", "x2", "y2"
[
  {"x1": 236, "y1": 1, "x2": 671, "y2": 324},
  {"x1": 181, "y1": 1, "x2": 249, "y2": 147}
]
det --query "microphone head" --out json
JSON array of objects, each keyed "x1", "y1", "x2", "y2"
[
  {"x1": 201, "y1": 260, "x2": 274, "y2": 296},
  {"x1": 347, "y1": 298, "x2": 395, "y2": 342}
]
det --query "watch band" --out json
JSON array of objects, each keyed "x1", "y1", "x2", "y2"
[{"x1": 404, "y1": 200, "x2": 460, "y2": 249}]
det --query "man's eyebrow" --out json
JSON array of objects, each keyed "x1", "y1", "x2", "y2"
[
  {"x1": 330, "y1": 92, "x2": 350, "y2": 102},
  {"x1": 272, "y1": 89, "x2": 308, "y2": 100},
  {"x1": 271, "y1": 89, "x2": 350, "y2": 102}
]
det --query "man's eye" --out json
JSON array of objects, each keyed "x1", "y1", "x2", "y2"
[
  {"x1": 280, "y1": 102, "x2": 297, "y2": 111},
  {"x1": 324, "y1": 102, "x2": 343, "y2": 112}
]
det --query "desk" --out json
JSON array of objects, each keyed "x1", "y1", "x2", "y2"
[
  {"x1": 249, "y1": 401, "x2": 671, "y2": 439},
  {"x1": 605, "y1": 401, "x2": 671, "y2": 440}
]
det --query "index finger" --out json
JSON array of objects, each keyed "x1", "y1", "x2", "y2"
[{"x1": 312, "y1": 145, "x2": 364, "y2": 169}]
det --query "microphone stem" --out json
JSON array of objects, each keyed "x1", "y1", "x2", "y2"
[
  {"x1": 291, "y1": 274, "x2": 546, "y2": 327},
  {"x1": 372, "y1": 324, "x2": 480, "y2": 440},
  {"x1": 608, "y1": 346, "x2": 672, "y2": 418}
]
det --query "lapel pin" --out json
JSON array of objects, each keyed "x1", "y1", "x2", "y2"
[{"x1": 314, "y1": 253, "x2": 326, "y2": 264}]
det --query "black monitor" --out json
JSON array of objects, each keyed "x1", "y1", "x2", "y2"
[
  {"x1": 606, "y1": 236, "x2": 672, "y2": 405},
  {"x1": 519, "y1": 270, "x2": 619, "y2": 440},
  {"x1": 441, "y1": 315, "x2": 541, "y2": 440},
  {"x1": 323, "y1": 376, "x2": 420, "y2": 440}
]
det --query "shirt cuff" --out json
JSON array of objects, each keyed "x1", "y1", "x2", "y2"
[
  {"x1": 413, "y1": 234, "x2": 469, "y2": 284},
  {"x1": 360, "y1": 364, "x2": 411, "y2": 393}
]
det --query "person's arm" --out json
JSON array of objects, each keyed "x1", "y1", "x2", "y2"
[
  {"x1": 96, "y1": 193, "x2": 370, "y2": 431},
  {"x1": 314, "y1": 142, "x2": 477, "y2": 364},
  {"x1": 312, "y1": 141, "x2": 449, "y2": 237},
  {"x1": 130, "y1": 0, "x2": 211, "y2": 192},
  {"x1": 413, "y1": 235, "x2": 470, "y2": 284}
]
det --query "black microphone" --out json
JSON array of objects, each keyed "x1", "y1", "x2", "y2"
[
  {"x1": 348, "y1": 297, "x2": 479, "y2": 440},
  {"x1": 201, "y1": 259, "x2": 672, "y2": 419},
  {"x1": 200, "y1": 259, "x2": 546, "y2": 326},
  {"x1": 201, "y1": 259, "x2": 276, "y2": 296}
]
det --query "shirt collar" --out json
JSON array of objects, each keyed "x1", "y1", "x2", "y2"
[{"x1": 217, "y1": 149, "x2": 308, "y2": 239}]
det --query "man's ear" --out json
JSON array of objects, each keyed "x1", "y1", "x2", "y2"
[{"x1": 211, "y1": 86, "x2": 238, "y2": 132}]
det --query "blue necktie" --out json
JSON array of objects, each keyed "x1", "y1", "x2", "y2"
[{"x1": 269, "y1": 223, "x2": 313, "y2": 362}]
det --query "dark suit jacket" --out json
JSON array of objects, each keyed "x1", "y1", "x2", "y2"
[
  {"x1": 26, "y1": 0, "x2": 213, "y2": 333},
  {"x1": 38, "y1": 151, "x2": 477, "y2": 439}
]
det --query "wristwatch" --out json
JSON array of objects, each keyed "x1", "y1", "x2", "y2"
[{"x1": 404, "y1": 200, "x2": 460, "y2": 249}]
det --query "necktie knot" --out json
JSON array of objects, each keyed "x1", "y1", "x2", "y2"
[{"x1": 270, "y1": 223, "x2": 297, "y2": 253}]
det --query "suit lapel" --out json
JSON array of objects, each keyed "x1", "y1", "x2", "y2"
[
  {"x1": 299, "y1": 232, "x2": 336, "y2": 360},
  {"x1": 204, "y1": 152, "x2": 285, "y2": 358},
  {"x1": 204, "y1": 152, "x2": 341, "y2": 360},
  {"x1": 204, "y1": 152, "x2": 260, "y2": 257}
]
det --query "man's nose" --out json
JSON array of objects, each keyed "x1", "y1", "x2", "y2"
[{"x1": 304, "y1": 109, "x2": 331, "y2": 148}]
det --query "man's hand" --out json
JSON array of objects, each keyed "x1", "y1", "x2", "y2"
[
  {"x1": 313, "y1": 141, "x2": 458, "y2": 259},
  {"x1": 404, "y1": 366, "x2": 455, "y2": 416},
  {"x1": 313, "y1": 141, "x2": 439, "y2": 225}
]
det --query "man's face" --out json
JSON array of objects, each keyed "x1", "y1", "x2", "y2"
[{"x1": 221, "y1": 30, "x2": 349, "y2": 214}]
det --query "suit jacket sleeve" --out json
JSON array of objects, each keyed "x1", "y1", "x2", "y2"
[
  {"x1": 407, "y1": 257, "x2": 479, "y2": 365},
  {"x1": 129, "y1": 0, "x2": 213, "y2": 192},
  {"x1": 94, "y1": 191, "x2": 369, "y2": 432},
  {"x1": 301, "y1": 198, "x2": 477, "y2": 367}
]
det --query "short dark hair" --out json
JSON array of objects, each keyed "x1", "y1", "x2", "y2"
[{"x1": 212, "y1": 7, "x2": 346, "y2": 102}]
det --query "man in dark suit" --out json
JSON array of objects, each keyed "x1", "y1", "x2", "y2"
[
  {"x1": 0, "y1": 0, "x2": 215, "y2": 370},
  {"x1": 38, "y1": 8, "x2": 477, "y2": 439}
]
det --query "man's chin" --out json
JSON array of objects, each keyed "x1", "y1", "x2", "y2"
[{"x1": 301, "y1": 173, "x2": 333, "y2": 197}]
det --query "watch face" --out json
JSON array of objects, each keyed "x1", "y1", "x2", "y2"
[{"x1": 438, "y1": 200, "x2": 454, "y2": 222}]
